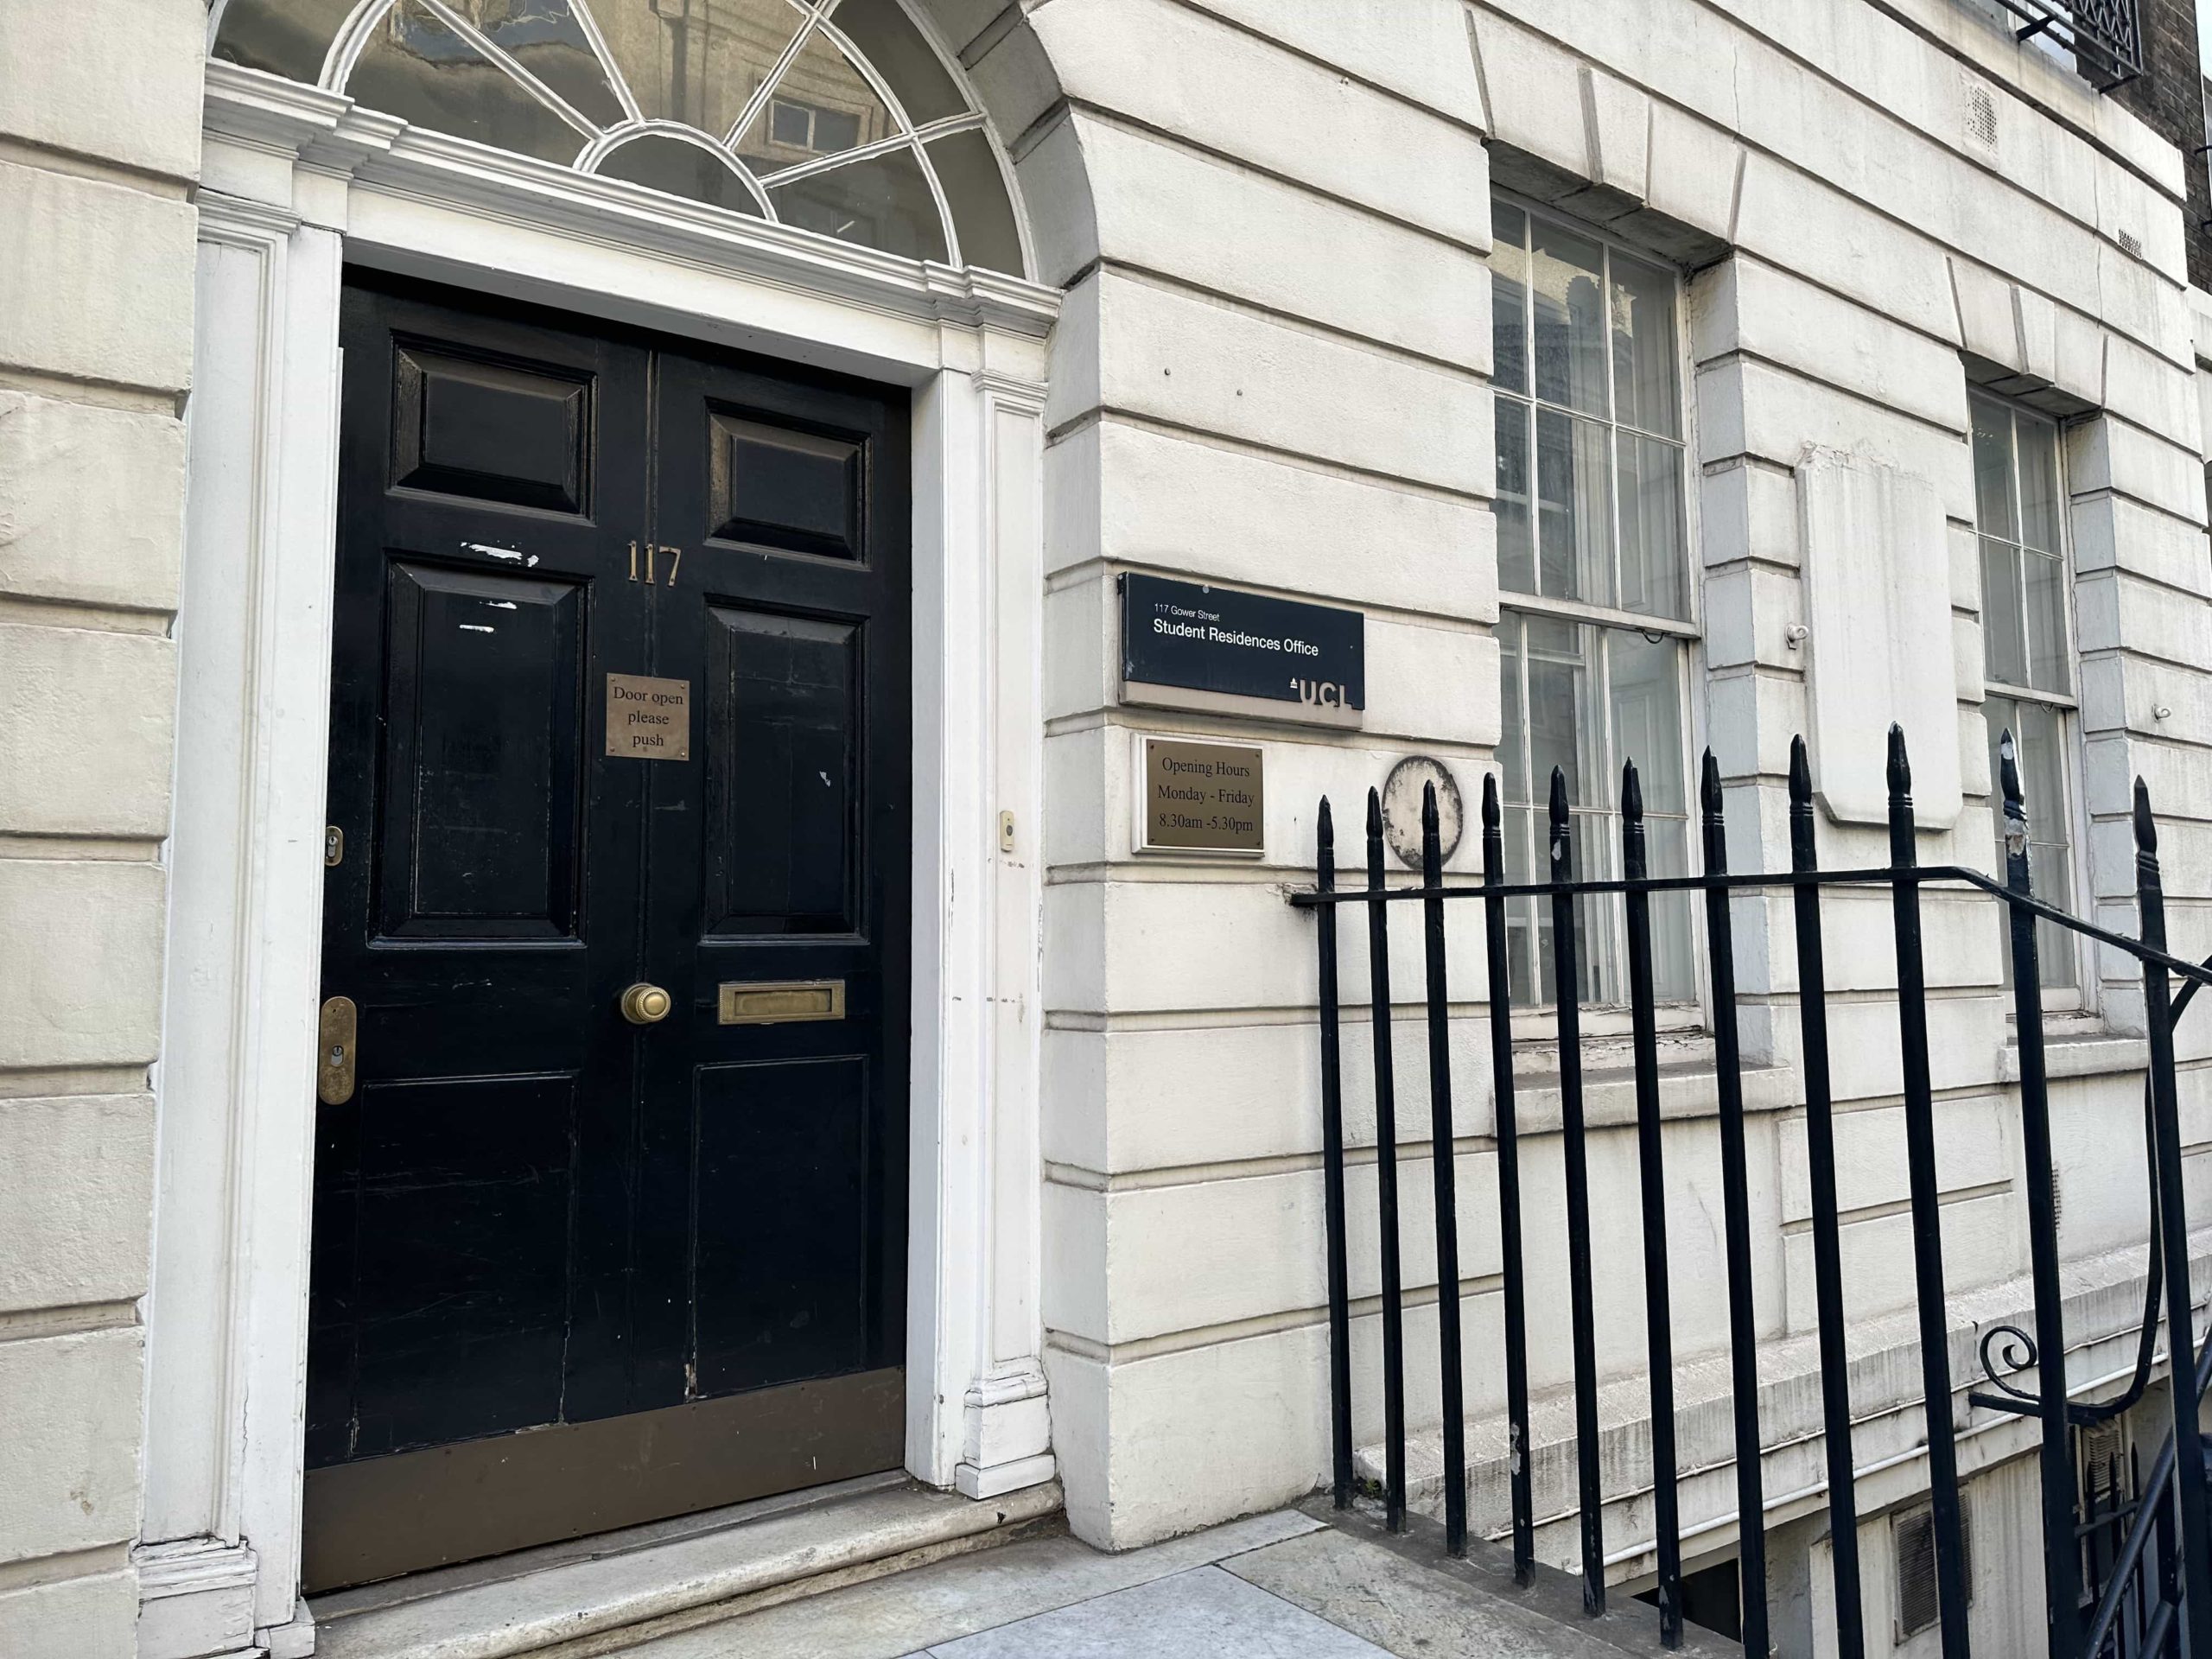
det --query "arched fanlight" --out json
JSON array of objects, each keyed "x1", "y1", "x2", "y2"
[{"x1": 210, "y1": 0, "x2": 1027, "y2": 276}]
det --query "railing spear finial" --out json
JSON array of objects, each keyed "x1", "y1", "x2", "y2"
[
  {"x1": 1318, "y1": 794, "x2": 1333, "y2": 855},
  {"x1": 1999, "y1": 729, "x2": 2028, "y2": 861},
  {"x1": 1789, "y1": 734, "x2": 1813, "y2": 813},
  {"x1": 1548, "y1": 766, "x2": 1569, "y2": 863},
  {"x1": 1621, "y1": 757, "x2": 1643, "y2": 823},
  {"x1": 2133, "y1": 775, "x2": 2158, "y2": 862},
  {"x1": 1367, "y1": 784, "x2": 1384, "y2": 843},
  {"x1": 1886, "y1": 722, "x2": 1912, "y2": 802},
  {"x1": 1700, "y1": 747, "x2": 1723, "y2": 824},
  {"x1": 1482, "y1": 768, "x2": 1501, "y2": 833},
  {"x1": 1421, "y1": 779, "x2": 1440, "y2": 845}
]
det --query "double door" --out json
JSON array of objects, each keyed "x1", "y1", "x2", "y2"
[{"x1": 305, "y1": 275, "x2": 910, "y2": 1590}]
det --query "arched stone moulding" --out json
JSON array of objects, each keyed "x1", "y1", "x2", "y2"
[{"x1": 205, "y1": 0, "x2": 1030, "y2": 275}]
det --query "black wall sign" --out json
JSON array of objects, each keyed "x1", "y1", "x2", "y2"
[{"x1": 1119, "y1": 574, "x2": 1363, "y2": 721}]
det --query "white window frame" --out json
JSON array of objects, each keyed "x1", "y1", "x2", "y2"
[
  {"x1": 1490, "y1": 191, "x2": 1705, "y2": 1024},
  {"x1": 1971, "y1": 386, "x2": 2094, "y2": 1014}
]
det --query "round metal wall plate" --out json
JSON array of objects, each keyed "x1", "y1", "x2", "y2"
[{"x1": 1381, "y1": 756, "x2": 1464, "y2": 870}]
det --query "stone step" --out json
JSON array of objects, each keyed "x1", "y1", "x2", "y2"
[{"x1": 309, "y1": 1473, "x2": 1063, "y2": 1659}]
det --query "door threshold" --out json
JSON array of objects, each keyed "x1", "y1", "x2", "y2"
[{"x1": 309, "y1": 1471, "x2": 1064, "y2": 1659}]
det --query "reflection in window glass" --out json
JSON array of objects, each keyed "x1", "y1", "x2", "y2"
[
  {"x1": 1491, "y1": 202, "x2": 1688, "y2": 624},
  {"x1": 349, "y1": 1, "x2": 590, "y2": 167},
  {"x1": 468, "y1": 0, "x2": 627, "y2": 128},
  {"x1": 830, "y1": 0, "x2": 968, "y2": 125},
  {"x1": 737, "y1": 25, "x2": 892, "y2": 172},
  {"x1": 926, "y1": 129, "x2": 1026, "y2": 276},
  {"x1": 212, "y1": 0, "x2": 1027, "y2": 274},
  {"x1": 597, "y1": 132, "x2": 762, "y2": 213},
  {"x1": 1535, "y1": 408, "x2": 1614, "y2": 607},
  {"x1": 1492, "y1": 203, "x2": 1529, "y2": 397},
  {"x1": 214, "y1": 0, "x2": 364, "y2": 82},
  {"x1": 769, "y1": 143, "x2": 948, "y2": 263},
  {"x1": 1530, "y1": 219, "x2": 1608, "y2": 416},
  {"x1": 1496, "y1": 397, "x2": 1535, "y2": 594},
  {"x1": 1492, "y1": 197, "x2": 1695, "y2": 1013},
  {"x1": 1972, "y1": 393, "x2": 2069, "y2": 697},
  {"x1": 1497, "y1": 613, "x2": 1694, "y2": 1007},
  {"x1": 1971, "y1": 391, "x2": 2080, "y2": 1004},
  {"x1": 1611, "y1": 250, "x2": 1680, "y2": 438},
  {"x1": 594, "y1": 0, "x2": 801, "y2": 137}
]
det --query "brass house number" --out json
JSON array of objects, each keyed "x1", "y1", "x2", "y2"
[{"x1": 627, "y1": 542, "x2": 683, "y2": 585}]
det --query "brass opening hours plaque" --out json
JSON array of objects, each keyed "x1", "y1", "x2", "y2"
[
  {"x1": 1138, "y1": 736, "x2": 1264, "y2": 855},
  {"x1": 606, "y1": 674, "x2": 690, "y2": 760}
]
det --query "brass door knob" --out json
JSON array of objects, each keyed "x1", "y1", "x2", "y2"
[{"x1": 620, "y1": 982, "x2": 672, "y2": 1025}]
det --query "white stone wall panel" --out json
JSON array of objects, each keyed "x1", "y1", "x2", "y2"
[
  {"x1": 0, "y1": 626, "x2": 176, "y2": 838},
  {"x1": 0, "y1": 394, "x2": 187, "y2": 613},
  {"x1": 0, "y1": 163, "x2": 195, "y2": 396},
  {"x1": 0, "y1": 1095, "x2": 154, "y2": 1315}
]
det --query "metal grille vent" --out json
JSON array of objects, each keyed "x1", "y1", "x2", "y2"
[
  {"x1": 1895, "y1": 1497, "x2": 1975, "y2": 1640},
  {"x1": 1964, "y1": 79, "x2": 1999, "y2": 150}
]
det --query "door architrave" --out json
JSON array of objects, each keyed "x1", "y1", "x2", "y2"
[{"x1": 142, "y1": 60, "x2": 1058, "y2": 1649}]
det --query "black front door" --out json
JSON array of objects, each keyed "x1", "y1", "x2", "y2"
[{"x1": 306, "y1": 273, "x2": 910, "y2": 1592}]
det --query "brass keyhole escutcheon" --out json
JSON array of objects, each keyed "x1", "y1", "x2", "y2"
[{"x1": 620, "y1": 982, "x2": 672, "y2": 1025}]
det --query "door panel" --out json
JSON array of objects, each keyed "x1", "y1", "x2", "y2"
[
  {"x1": 391, "y1": 340, "x2": 594, "y2": 513},
  {"x1": 707, "y1": 410, "x2": 865, "y2": 558},
  {"x1": 345, "y1": 1072, "x2": 580, "y2": 1456},
  {"x1": 692, "y1": 1056, "x2": 873, "y2": 1395},
  {"x1": 376, "y1": 563, "x2": 586, "y2": 940},
  {"x1": 702, "y1": 605, "x2": 861, "y2": 935},
  {"x1": 308, "y1": 273, "x2": 911, "y2": 1591}
]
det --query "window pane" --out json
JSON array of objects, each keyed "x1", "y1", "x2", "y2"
[
  {"x1": 598, "y1": 132, "x2": 763, "y2": 213},
  {"x1": 1643, "y1": 815, "x2": 1695, "y2": 1001},
  {"x1": 1611, "y1": 249, "x2": 1680, "y2": 437},
  {"x1": 1610, "y1": 632, "x2": 1685, "y2": 812},
  {"x1": 1535, "y1": 408, "x2": 1615, "y2": 607},
  {"x1": 2016, "y1": 414, "x2": 2063, "y2": 555},
  {"x1": 1497, "y1": 613, "x2": 1527, "y2": 802},
  {"x1": 1618, "y1": 432, "x2": 1688, "y2": 621},
  {"x1": 766, "y1": 143, "x2": 949, "y2": 262},
  {"x1": 926, "y1": 128, "x2": 1024, "y2": 276},
  {"x1": 1496, "y1": 397, "x2": 1535, "y2": 595},
  {"x1": 349, "y1": 1, "x2": 589, "y2": 166},
  {"x1": 829, "y1": 0, "x2": 969, "y2": 125},
  {"x1": 1531, "y1": 219, "x2": 1608, "y2": 416},
  {"x1": 594, "y1": 0, "x2": 804, "y2": 138},
  {"x1": 1500, "y1": 613, "x2": 1690, "y2": 1009},
  {"x1": 215, "y1": 0, "x2": 360, "y2": 83},
  {"x1": 1523, "y1": 616, "x2": 1599, "y2": 808},
  {"x1": 1981, "y1": 536, "x2": 2028, "y2": 687},
  {"x1": 740, "y1": 25, "x2": 896, "y2": 169},
  {"x1": 1492, "y1": 204, "x2": 1529, "y2": 397},
  {"x1": 476, "y1": 0, "x2": 627, "y2": 128},
  {"x1": 2025, "y1": 549, "x2": 2069, "y2": 694},
  {"x1": 1971, "y1": 396, "x2": 2018, "y2": 543}
]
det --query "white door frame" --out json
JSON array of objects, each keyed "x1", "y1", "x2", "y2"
[{"x1": 138, "y1": 60, "x2": 1058, "y2": 1654}]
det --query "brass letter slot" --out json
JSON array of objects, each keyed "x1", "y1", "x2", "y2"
[
  {"x1": 718, "y1": 979, "x2": 845, "y2": 1026},
  {"x1": 318, "y1": 995, "x2": 358, "y2": 1105}
]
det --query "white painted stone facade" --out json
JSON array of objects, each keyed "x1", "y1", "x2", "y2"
[{"x1": 0, "y1": 0, "x2": 2207, "y2": 1654}]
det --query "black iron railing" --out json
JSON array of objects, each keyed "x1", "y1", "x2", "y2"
[
  {"x1": 1293, "y1": 727, "x2": 2212, "y2": 1657},
  {"x1": 1991, "y1": 0, "x2": 2145, "y2": 88}
]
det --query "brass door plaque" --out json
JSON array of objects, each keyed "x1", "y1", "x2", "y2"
[
  {"x1": 607, "y1": 674, "x2": 690, "y2": 760},
  {"x1": 317, "y1": 995, "x2": 358, "y2": 1106},
  {"x1": 719, "y1": 980, "x2": 846, "y2": 1026},
  {"x1": 1139, "y1": 736, "x2": 1264, "y2": 855}
]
